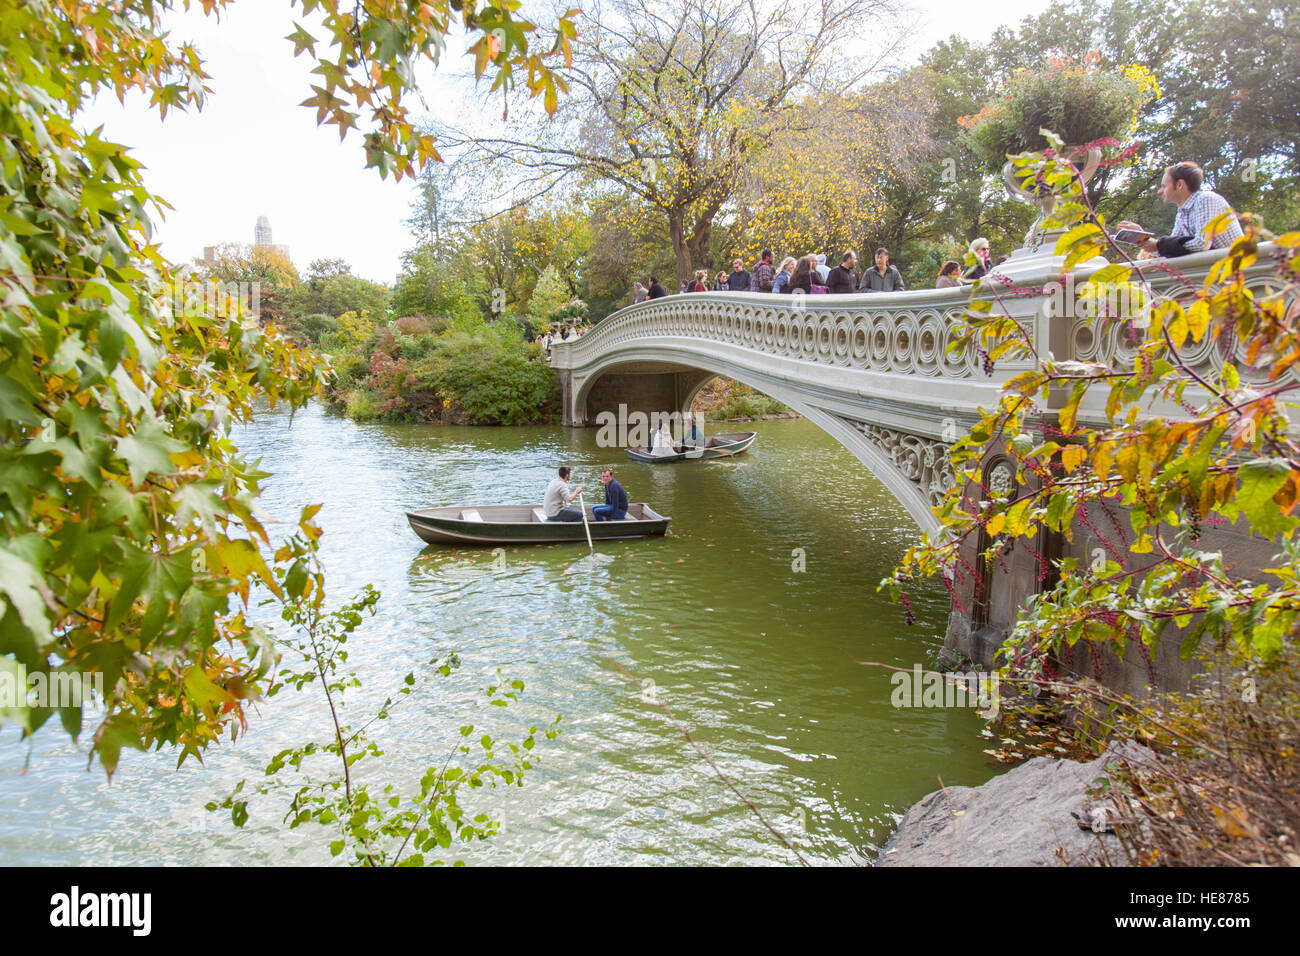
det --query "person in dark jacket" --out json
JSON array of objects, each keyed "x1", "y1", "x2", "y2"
[
  {"x1": 646, "y1": 276, "x2": 668, "y2": 299},
  {"x1": 713, "y1": 271, "x2": 729, "y2": 291},
  {"x1": 962, "y1": 238, "x2": 992, "y2": 280},
  {"x1": 592, "y1": 468, "x2": 628, "y2": 521},
  {"x1": 860, "y1": 247, "x2": 906, "y2": 292},
  {"x1": 825, "y1": 250, "x2": 858, "y2": 294},
  {"x1": 749, "y1": 249, "x2": 775, "y2": 292},
  {"x1": 726, "y1": 258, "x2": 751, "y2": 291}
]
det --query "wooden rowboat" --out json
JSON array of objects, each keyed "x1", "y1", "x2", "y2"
[
  {"x1": 625, "y1": 431, "x2": 757, "y2": 464},
  {"x1": 406, "y1": 503, "x2": 671, "y2": 546}
]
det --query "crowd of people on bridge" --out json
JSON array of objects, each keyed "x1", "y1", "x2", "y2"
[
  {"x1": 627, "y1": 160, "x2": 1244, "y2": 303},
  {"x1": 536, "y1": 325, "x2": 592, "y2": 358}
]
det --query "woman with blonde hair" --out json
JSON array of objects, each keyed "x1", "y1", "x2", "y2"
[
  {"x1": 963, "y1": 238, "x2": 993, "y2": 280},
  {"x1": 771, "y1": 256, "x2": 797, "y2": 294},
  {"x1": 692, "y1": 269, "x2": 708, "y2": 292}
]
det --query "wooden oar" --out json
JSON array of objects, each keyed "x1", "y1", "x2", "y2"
[{"x1": 577, "y1": 491, "x2": 595, "y2": 552}]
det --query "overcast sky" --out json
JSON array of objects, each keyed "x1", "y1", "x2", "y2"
[{"x1": 80, "y1": 0, "x2": 1056, "y2": 284}]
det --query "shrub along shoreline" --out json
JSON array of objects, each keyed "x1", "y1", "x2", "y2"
[{"x1": 319, "y1": 312, "x2": 560, "y2": 425}]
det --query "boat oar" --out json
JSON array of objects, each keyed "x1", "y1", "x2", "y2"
[{"x1": 577, "y1": 491, "x2": 595, "y2": 553}]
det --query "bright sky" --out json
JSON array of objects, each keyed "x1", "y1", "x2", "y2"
[{"x1": 80, "y1": 0, "x2": 1056, "y2": 284}]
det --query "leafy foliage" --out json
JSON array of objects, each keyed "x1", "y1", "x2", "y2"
[
  {"x1": 886, "y1": 133, "x2": 1300, "y2": 674},
  {"x1": 327, "y1": 319, "x2": 558, "y2": 425},
  {"x1": 959, "y1": 55, "x2": 1158, "y2": 174},
  {"x1": 213, "y1": 522, "x2": 561, "y2": 866},
  {"x1": 285, "y1": 0, "x2": 578, "y2": 179},
  {"x1": 193, "y1": 241, "x2": 301, "y2": 326},
  {"x1": 0, "y1": 0, "x2": 577, "y2": 775},
  {"x1": 0, "y1": 0, "x2": 334, "y2": 775},
  {"x1": 288, "y1": 258, "x2": 391, "y2": 333}
]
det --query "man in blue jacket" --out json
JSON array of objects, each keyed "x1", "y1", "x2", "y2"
[{"x1": 592, "y1": 468, "x2": 629, "y2": 521}]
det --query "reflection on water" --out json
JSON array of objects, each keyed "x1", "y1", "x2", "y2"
[{"x1": 0, "y1": 403, "x2": 999, "y2": 865}]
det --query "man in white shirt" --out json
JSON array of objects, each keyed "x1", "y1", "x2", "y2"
[
  {"x1": 1118, "y1": 162, "x2": 1244, "y2": 258},
  {"x1": 543, "y1": 466, "x2": 584, "y2": 521}
]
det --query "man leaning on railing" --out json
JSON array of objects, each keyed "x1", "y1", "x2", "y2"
[{"x1": 1116, "y1": 161, "x2": 1244, "y2": 258}]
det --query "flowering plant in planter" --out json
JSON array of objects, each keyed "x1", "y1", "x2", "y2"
[{"x1": 959, "y1": 55, "x2": 1160, "y2": 177}]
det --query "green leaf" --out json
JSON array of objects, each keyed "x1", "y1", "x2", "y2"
[
  {"x1": 0, "y1": 547, "x2": 53, "y2": 643},
  {"x1": 1237, "y1": 458, "x2": 1293, "y2": 539},
  {"x1": 115, "y1": 417, "x2": 186, "y2": 485}
]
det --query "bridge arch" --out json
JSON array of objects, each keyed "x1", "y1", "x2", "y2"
[{"x1": 564, "y1": 325, "x2": 969, "y2": 535}]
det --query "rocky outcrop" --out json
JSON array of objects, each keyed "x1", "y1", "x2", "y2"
[{"x1": 876, "y1": 743, "x2": 1152, "y2": 866}]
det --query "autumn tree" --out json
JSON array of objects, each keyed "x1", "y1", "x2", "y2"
[
  {"x1": 451, "y1": 0, "x2": 904, "y2": 285},
  {"x1": 0, "y1": 0, "x2": 575, "y2": 776},
  {"x1": 193, "y1": 241, "x2": 301, "y2": 326},
  {"x1": 293, "y1": 257, "x2": 391, "y2": 323},
  {"x1": 728, "y1": 80, "x2": 937, "y2": 262}
]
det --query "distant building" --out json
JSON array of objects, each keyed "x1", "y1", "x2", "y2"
[
  {"x1": 252, "y1": 215, "x2": 289, "y2": 258},
  {"x1": 196, "y1": 217, "x2": 289, "y2": 269},
  {"x1": 254, "y1": 215, "x2": 273, "y2": 247}
]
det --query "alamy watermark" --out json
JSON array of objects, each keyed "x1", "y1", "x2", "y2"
[
  {"x1": 890, "y1": 664, "x2": 1000, "y2": 718},
  {"x1": 593, "y1": 405, "x2": 707, "y2": 451},
  {"x1": 146, "y1": 278, "x2": 261, "y2": 320},
  {"x1": 1042, "y1": 273, "x2": 1152, "y2": 329},
  {"x1": 49, "y1": 886, "x2": 151, "y2": 936},
  {"x1": 0, "y1": 663, "x2": 103, "y2": 710}
]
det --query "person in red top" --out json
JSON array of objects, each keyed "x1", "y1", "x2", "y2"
[{"x1": 692, "y1": 269, "x2": 708, "y2": 291}]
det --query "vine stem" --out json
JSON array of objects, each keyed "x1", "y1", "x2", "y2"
[{"x1": 301, "y1": 572, "x2": 379, "y2": 867}]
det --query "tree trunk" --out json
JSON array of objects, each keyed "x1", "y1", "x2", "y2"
[
  {"x1": 685, "y1": 218, "x2": 712, "y2": 281},
  {"x1": 668, "y1": 211, "x2": 693, "y2": 289}
]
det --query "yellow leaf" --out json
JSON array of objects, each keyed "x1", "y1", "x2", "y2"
[
  {"x1": 1061, "y1": 445, "x2": 1087, "y2": 474},
  {"x1": 1093, "y1": 440, "x2": 1116, "y2": 479},
  {"x1": 1116, "y1": 444, "x2": 1140, "y2": 483},
  {"x1": 1186, "y1": 300, "x2": 1210, "y2": 343},
  {"x1": 1167, "y1": 312, "x2": 1190, "y2": 350}
]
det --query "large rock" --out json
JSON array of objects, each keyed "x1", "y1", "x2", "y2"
[{"x1": 876, "y1": 743, "x2": 1151, "y2": 866}]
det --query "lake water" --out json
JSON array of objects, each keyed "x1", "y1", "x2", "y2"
[{"x1": 0, "y1": 404, "x2": 1000, "y2": 865}]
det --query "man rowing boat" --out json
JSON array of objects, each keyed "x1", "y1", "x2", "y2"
[{"x1": 542, "y1": 466, "x2": 584, "y2": 522}]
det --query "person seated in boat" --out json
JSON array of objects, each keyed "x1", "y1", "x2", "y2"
[
  {"x1": 592, "y1": 468, "x2": 628, "y2": 521},
  {"x1": 542, "y1": 465, "x2": 584, "y2": 522},
  {"x1": 682, "y1": 413, "x2": 706, "y2": 448},
  {"x1": 649, "y1": 420, "x2": 679, "y2": 457}
]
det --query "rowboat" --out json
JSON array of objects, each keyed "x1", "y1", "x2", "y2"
[
  {"x1": 405, "y1": 503, "x2": 671, "y2": 545},
  {"x1": 625, "y1": 431, "x2": 757, "y2": 464}
]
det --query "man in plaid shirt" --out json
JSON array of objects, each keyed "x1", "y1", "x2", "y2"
[{"x1": 1118, "y1": 161, "x2": 1243, "y2": 258}]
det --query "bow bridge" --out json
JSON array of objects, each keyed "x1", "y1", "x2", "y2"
[{"x1": 549, "y1": 247, "x2": 1290, "y2": 690}]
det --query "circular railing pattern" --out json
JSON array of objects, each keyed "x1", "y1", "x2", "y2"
[
  {"x1": 1071, "y1": 274, "x2": 1300, "y2": 385},
  {"x1": 558, "y1": 295, "x2": 981, "y2": 378}
]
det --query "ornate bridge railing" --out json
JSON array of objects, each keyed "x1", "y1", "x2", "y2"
[{"x1": 549, "y1": 244, "x2": 1291, "y2": 533}]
